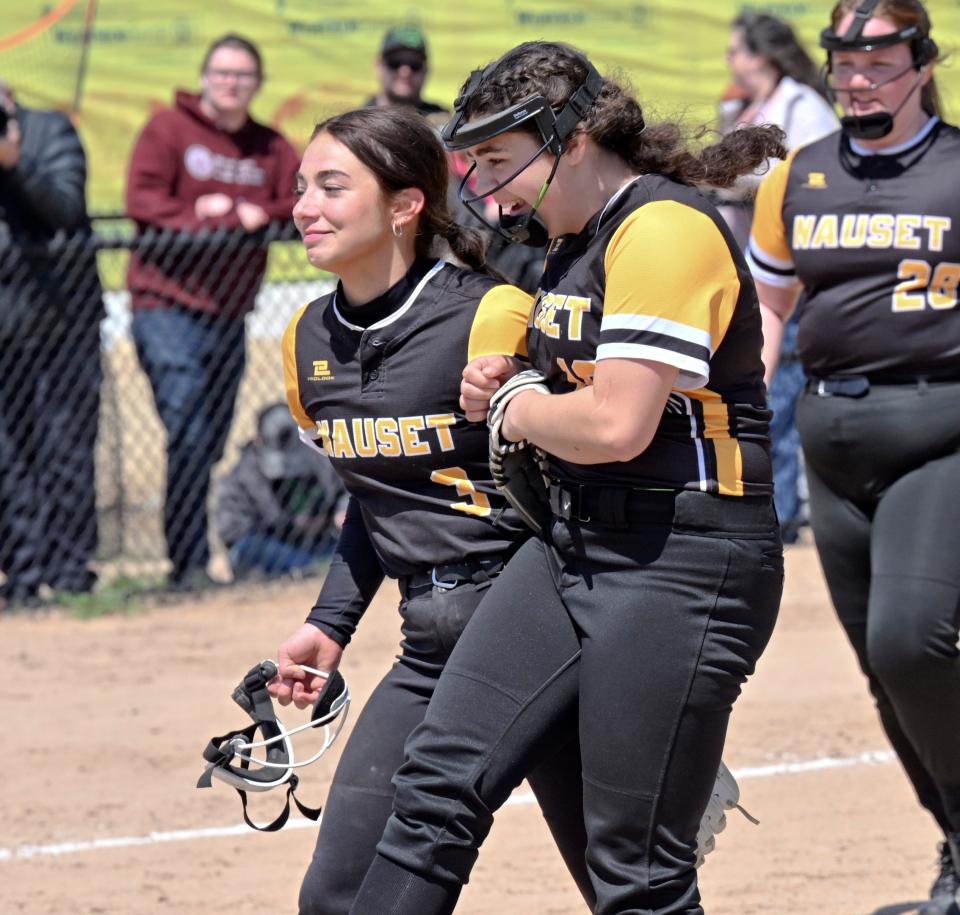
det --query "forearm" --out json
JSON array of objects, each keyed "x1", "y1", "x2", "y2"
[
  {"x1": 305, "y1": 498, "x2": 384, "y2": 646},
  {"x1": 507, "y1": 360, "x2": 675, "y2": 464},
  {"x1": 760, "y1": 303, "x2": 785, "y2": 388},
  {"x1": 508, "y1": 386, "x2": 631, "y2": 464},
  {"x1": 755, "y1": 278, "x2": 802, "y2": 389}
]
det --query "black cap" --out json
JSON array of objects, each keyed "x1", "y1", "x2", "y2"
[
  {"x1": 256, "y1": 403, "x2": 317, "y2": 480},
  {"x1": 380, "y1": 25, "x2": 428, "y2": 57}
]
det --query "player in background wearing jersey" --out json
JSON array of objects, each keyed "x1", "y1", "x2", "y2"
[
  {"x1": 349, "y1": 42, "x2": 785, "y2": 915},
  {"x1": 266, "y1": 106, "x2": 591, "y2": 915},
  {"x1": 748, "y1": 2, "x2": 960, "y2": 912}
]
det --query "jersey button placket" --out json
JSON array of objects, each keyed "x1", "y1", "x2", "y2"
[{"x1": 361, "y1": 334, "x2": 384, "y2": 393}]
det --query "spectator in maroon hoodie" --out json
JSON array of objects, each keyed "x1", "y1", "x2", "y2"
[{"x1": 125, "y1": 34, "x2": 299, "y2": 589}]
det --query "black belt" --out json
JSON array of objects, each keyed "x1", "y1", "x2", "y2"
[
  {"x1": 398, "y1": 556, "x2": 506, "y2": 599},
  {"x1": 808, "y1": 371, "x2": 960, "y2": 397},
  {"x1": 549, "y1": 481, "x2": 681, "y2": 527}
]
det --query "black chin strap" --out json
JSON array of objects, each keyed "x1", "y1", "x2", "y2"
[
  {"x1": 839, "y1": 66, "x2": 928, "y2": 140},
  {"x1": 236, "y1": 777, "x2": 322, "y2": 833},
  {"x1": 197, "y1": 660, "x2": 337, "y2": 832},
  {"x1": 196, "y1": 721, "x2": 324, "y2": 832}
]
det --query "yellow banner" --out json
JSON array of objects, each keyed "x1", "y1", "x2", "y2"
[{"x1": 3, "y1": 0, "x2": 960, "y2": 214}]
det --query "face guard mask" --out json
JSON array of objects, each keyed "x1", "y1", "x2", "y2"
[
  {"x1": 197, "y1": 659, "x2": 350, "y2": 831},
  {"x1": 441, "y1": 60, "x2": 609, "y2": 248},
  {"x1": 820, "y1": 0, "x2": 937, "y2": 140}
]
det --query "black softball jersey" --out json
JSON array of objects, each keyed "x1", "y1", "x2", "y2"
[
  {"x1": 527, "y1": 175, "x2": 772, "y2": 496},
  {"x1": 283, "y1": 259, "x2": 531, "y2": 579},
  {"x1": 748, "y1": 117, "x2": 960, "y2": 378}
]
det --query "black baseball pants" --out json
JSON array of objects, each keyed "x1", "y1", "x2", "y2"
[
  {"x1": 796, "y1": 380, "x2": 960, "y2": 834},
  {"x1": 298, "y1": 576, "x2": 591, "y2": 914},
  {"x1": 350, "y1": 491, "x2": 783, "y2": 915}
]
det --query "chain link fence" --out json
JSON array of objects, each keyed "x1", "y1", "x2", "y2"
[{"x1": 1, "y1": 219, "x2": 345, "y2": 604}]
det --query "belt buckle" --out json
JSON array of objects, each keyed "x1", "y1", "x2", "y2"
[
  {"x1": 431, "y1": 568, "x2": 459, "y2": 591},
  {"x1": 550, "y1": 482, "x2": 591, "y2": 523},
  {"x1": 561, "y1": 485, "x2": 591, "y2": 523},
  {"x1": 816, "y1": 379, "x2": 832, "y2": 397}
]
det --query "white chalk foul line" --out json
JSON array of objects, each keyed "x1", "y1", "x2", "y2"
[{"x1": 0, "y1": 748, "x2": 896, "y2": 863}]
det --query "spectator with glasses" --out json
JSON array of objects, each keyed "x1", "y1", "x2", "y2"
[
  {"x1": 366, "y1": 25, "x2": 447, "y2": 117},
  {"x1": 125, "y1": 33, "x2": 299, "y2": 590}
]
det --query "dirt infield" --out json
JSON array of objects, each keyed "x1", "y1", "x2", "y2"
[{"x1": 1, "y1": 543, "x2": 945, "y2": 915}]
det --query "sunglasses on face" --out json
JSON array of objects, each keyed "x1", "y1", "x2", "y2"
[{"x1": 384, "y1": 54, "x2": 425, "y2": 73}]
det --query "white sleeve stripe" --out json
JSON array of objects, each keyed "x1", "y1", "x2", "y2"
[
  {"x1": 746, "y1": 252, "x2": 801, "y2": 289},
  {"x1": 747, "y1": 236, "x2": 794, "y2": 270},
  {"x1": 596, "y1": 342, "x2": 709, "y2": 384},
  {"x1": 600, "y1": 314, "x2": 713, "y2": 353}
]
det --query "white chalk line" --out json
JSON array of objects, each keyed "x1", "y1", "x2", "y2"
[{"x1": 0, "y1": 749, "x2": 895, "y2": 863}]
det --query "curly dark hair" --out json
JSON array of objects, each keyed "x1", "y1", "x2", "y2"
[
  {"x1": 456, "y1": 41, "x2": 786, "y2": 189},
  {"x1": 311, "y1": 107, "x2": 486, "y2": 269}
]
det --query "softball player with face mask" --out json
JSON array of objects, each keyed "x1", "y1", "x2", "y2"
[
  {"x1": 269, "y1": 106, "x2": 593, "y2": 914},
  {"x1": 349, "y1": 41, "x2": 786, "y2": 915},
  {"x1": 749, "y1": 2, "x2": 960, "y2": 912}
]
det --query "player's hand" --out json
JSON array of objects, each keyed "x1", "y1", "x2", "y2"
[
  {"x1": 269, "y1": 623, "x2": 344, "y2": 710},
  {"x1": 0, "y1": 119, "x2": 22, "y2": 170},
  {"x1": 236, "y1": 199, "x2": 270, "y2": 232},
  {"x1": 460, "y1": 354, "x2": 522, "y2": 422},
  {"x1": 194, "y1": 193, "x2": 234, "y2": 219}
]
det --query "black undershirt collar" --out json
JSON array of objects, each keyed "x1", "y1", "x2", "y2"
[{"x1": 335, "y1": 258, "x2": 438, "y2": 329}]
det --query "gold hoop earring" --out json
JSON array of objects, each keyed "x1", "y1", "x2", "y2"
[{"x1": 392, "y1": 220, "x2": 404, "y2": 238}]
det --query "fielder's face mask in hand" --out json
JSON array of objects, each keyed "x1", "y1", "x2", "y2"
[
  {"x1": 441, "y1": 60, "x2": 609, "y2": 247},
  {"x1": 820, "y1": 0, "x2": 937, "y2": 140},
  {"x1": 197, "y1": 659, "x2": 350, "y2": 831}
]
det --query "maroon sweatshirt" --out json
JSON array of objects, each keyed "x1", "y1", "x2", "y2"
[{"x1": 125, "y1": 91, "x2": 300, "y2": 318}]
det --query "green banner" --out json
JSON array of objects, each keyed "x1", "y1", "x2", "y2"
[{"x1": 3, "y1": 0, "x2": 960, "y2": 214}]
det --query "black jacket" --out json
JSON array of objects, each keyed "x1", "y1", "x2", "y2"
[{"x1": 0, "y1": 104, "x2": 103, "y2": 343}]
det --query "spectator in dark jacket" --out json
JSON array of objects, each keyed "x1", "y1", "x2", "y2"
[
  {"x1": 0, "y1": 79, "x2": 104, "y2": 606},
  {"x1": 216, "y1": 403, "x2": 347, "y2": 579},
  {"x1": 125, "y1": 34, "x2": 299, "y2": 590}
]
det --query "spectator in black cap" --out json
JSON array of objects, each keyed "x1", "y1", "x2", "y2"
[
  {"x1": 215, "y1": 403, "x2": 346, "y2": 580},
  {"x1": 366, "y1": 25, "x2": 447, "y2": 116}
]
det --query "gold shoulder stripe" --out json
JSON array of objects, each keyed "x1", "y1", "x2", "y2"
[
  {"x1": 467, "y1": 284, "x2": 533, "y2": 361},
  {"x1": 750, "y1": 146, "x2": 802, "y2": 267},
  {"x1": 282, "y1": 301, "x2": 315, "y2": 432},
  {"x1": 603, "y1": 200, "x2": 741, "y2": 350}
]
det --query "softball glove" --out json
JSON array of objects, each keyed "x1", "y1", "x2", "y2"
[{"x1": 487, "y1": 370, "x2": 552, "y2": 535}]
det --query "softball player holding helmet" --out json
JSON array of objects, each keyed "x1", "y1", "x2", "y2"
[
  {"x1": 750, "y1": 2, "x2": 960, "y2": 912},
  {"x1": 349, "y1": 42, "x2": 785, "y2": 915},
  {"x1": 270, "y1": 106, "x2": 593, "y2": 913}
]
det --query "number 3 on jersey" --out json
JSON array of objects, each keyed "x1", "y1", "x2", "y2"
[
  {"x1": 893, "y1": 259, "x2": 960, "y2": 311},
  {"x1": 431, "y1": 467, "x2": 491, "y2": 517}
]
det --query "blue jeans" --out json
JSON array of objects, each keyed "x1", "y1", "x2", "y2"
[
  {"x1": 768, "y1": 315, "x2": 806, "y2": 536},
  {"x1": 132, "y1": 307, "x2": 246, "y2": 580},
  {"x1": 229, "y1": 532, "x2": 333, "y2": 578}
]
